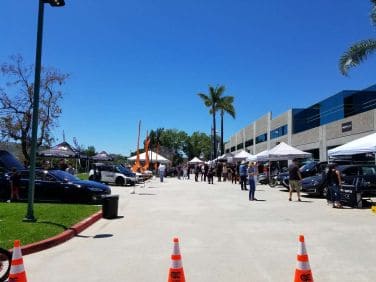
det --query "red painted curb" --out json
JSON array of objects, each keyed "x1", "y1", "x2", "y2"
[{"x1": 9, "y1": 210, "x2": 103, "y2": 256}]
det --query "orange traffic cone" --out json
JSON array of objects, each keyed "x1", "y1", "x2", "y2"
[
  {"x1": 294, "y1": 235, "x2": 313, "y2": 282},
  {"x1": 8, "y1": 240, "x2": 27, "y2": 282},
  {"x1": 168, "y1": 237, "x2": 185, "y2": 282}
]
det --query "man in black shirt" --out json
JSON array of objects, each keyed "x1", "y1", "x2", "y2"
[{"x1": 288, "y1": 159, "x2": 302, "y2": 201}]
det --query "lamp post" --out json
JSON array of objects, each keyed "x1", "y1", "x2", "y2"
[{"x1": 24, "y1": 0, "x2": 65, "y2": 222}]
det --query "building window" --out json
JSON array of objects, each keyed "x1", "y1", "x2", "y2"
[
  {"x1": 255, "y1": 133, "x2": 267, "y2": 144},
  {"x1": 237, "y1": 143, "x2": 243, "y2": 150},
  {"x1": 270, "y1": 125, "x2": 288, "y2": 139},
  {"x1": 245, "y1": 139, "x2": 253, "y2": 147},
  {"x1": 225, "y1": 149, "x2": 230, "y2": 153},
  {"x1": 230, "y1": 146, "x2": 236, "y2": 152}
]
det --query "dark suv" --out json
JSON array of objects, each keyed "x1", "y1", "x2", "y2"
[{"x1": 301, "y1": 164, "x2": 376, "y2": 199}]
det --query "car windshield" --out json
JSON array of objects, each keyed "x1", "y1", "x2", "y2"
[
  {"x1": 300, "y1": 161, "x2": 316, "y2": 172},
  {"x1": 49, "y1": 170, "x2": 79, "y2": 182},
  {"x1": 116, "y1": 165, "x2": 132, "y2": 174}
]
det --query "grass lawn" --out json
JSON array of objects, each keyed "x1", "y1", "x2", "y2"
[
  {"x1": 0, "y1": 202, "x2": 101, "y2": 250},
  {"x1": 76, "y1": 172, "x2": 89, "y2": 180}
]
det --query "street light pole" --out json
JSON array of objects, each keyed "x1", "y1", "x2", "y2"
[{"x1": 24, "y1": 0, "x2": 65, "y2": 222}]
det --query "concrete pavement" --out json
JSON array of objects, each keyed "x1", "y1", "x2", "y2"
[{"x1": 23, "y1": 176, "x2": 376, "y2": 281}]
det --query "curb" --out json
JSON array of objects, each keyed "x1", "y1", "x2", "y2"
[{"x1": 12, "y1": 210, "x2": 103, "y2": 256}]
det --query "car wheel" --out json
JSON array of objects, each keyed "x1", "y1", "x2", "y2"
[{"x1": 115, "y1": 177, "x2": 125, "y2": 186}]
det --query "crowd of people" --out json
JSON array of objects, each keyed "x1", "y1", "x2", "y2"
[
  {"x1": 157, "y1": 160, "x2": 261, "y2": 201},
  {"x1": 158, "y1": 158, "x2": 345, "y2": 208}
]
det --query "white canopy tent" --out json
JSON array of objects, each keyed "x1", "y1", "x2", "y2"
[
  {"x1": 188, "y1": 157, "x2": 204, "y2": 164},
  {"x1": 328, "y1": 132, "x2": 376, "y2": 157},
  {"x1": 266, "y1": 142, "x2": 312, "y2": 160},
  {"x1": 128, "y1": 150, "x2": 170, "y2": 164},
  {"x1": 233, "y1": 150, "x2": 254, "y2": 161},
  {"x1": 217, "y1": 152, "x2": 234, "y2": 162},
  {"x1": 248, "y1": 150, "x2": 269, "y2": 162}
]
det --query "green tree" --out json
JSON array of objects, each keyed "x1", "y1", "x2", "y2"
[
  {"x1": 85, "y1": 146, "x2": 96, "y2": 157},
  {"x1": 198, "y1": 85, "x2": 226, "y2": 159},
  {"x1": 339, "y1": 0, "x2": 376, "y2": 75},
  {"x1": 186, "y1": 131, "x2": 211, "y2": 160},
  {"x1": 0, "y1": 54, "x2": 69, "y2": 160},
  {"x1": 217, "y1": 95, "x2": 236, "y2": 156}
]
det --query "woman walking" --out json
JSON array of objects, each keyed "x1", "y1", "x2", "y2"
[{"x1": 326, "y1": 163, "x2": 342, "y2": 208}]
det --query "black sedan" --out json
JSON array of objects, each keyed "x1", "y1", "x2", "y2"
[{"x1": 1, "y1": 169, "x2": 111, "y2": 203}]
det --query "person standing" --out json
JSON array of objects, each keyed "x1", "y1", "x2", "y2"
[
  {"x1": 326, "y1": 163, "x2": 342, "y2": 208},
  {"x1": 66, "y1": 164, "x2": 75, "y2": 175},
  {"x1": 9, "y1": 167, "x2": 21, "y2": 202},
  {"x1": 158, "y1": 163, "x2": 166, "y2": 182},
  {"x1": 216, "y1": 162, "x2": 223, "y2": 182},
  {"x1": 222, "y1": 164, "x2": 228, "y2": 182},
  {"x1": 194, "y1": 165, "x2": 199, "y2": 182},
  {"x1": 239, "y1": 160, "x2": 248, "y2": 190},
  {"x1": 248, "y1": 162, "x2": 257, "y2": 201},
  {"x1": 288, "y1": 159, "x2": 302, "y2": 201},
  {"x1": 182, "y1": 165, "x2": 188, "y2": 180},
  {"x1": 207, "y1": 166, "x2": 214, "y2": 184}
]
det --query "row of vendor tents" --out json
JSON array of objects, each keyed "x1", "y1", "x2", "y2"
[
  {"x1": 40, "y1": 132, "x2": 376, "y2": 164},
  {"x1": 189, "y1": 132, "x2": 376, "y2": 164}
]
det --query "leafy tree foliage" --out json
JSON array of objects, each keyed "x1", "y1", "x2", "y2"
[
  {"x1": 198, "y1": 85, "x2": 234, "y2": 158},
  {"x1": 186, "y1": 131, "x2": 211, "y2": 160},
  {"x1": 217, "y1": 95, "x2": 235, "y2": 155},
  {"x1": 85, "y1": 146, "x2": 96, "y2": 157},
  {"x1": 135, "y1": 128, "x2": 211, "y2": 165},
  {"x1": 0, "y1": 55, "x2": 69, "y2": 160},
  {"x1": 339, "y1": 0, "x2": 376, "y2": 75}
]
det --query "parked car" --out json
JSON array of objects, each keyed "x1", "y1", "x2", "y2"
[
  {"x1": 0, "y1": 169, "x2": 111, "y2": 203},
  {"x1": 280, "y1": 161, "x2": 329, "y2": 189},
  {"x1": 0, "y1": 150, "x2": 25, "y2": 199},
  {"x1": 301, "y1": 164, "x2": 376, "y2": 198},
  {"x1": 88, "y1": 163, "x2": 137, "y2": 186},
  {"x1": 300, "y1": 173, "x2": 327, "y2": 197},
  {"x1": 0, "y1": 150, "x2": 24, "y2": 172}
]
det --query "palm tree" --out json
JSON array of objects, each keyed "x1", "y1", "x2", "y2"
[
  {"x1": 339, "y1": 0, "x2": 376, "y2": 75},
  {"x1": 198, "y1": 85, "x2": 225, "y2": 159},
  {"x1": 217, "y1": 96, "x2": 236, "y2": 156}
]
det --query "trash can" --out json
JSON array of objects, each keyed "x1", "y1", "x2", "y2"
[{"x1": 102, "y1": 195, "x2": 119, "y2": 219}]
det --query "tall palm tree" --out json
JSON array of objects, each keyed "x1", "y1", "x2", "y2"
[
  {"x1": 198, "y1": 85, "x2": 225, "y2": 159},
  {"x1": 217, "y1": 96, "x2": 236, "y2": 156},
  {"x1": 339, "y1": 0, "x2": 376, "y2": 75}
]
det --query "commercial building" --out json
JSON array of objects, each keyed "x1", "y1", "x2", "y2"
[{"x1": 225, "y1": 84, "x2": 376, "y2": 161}]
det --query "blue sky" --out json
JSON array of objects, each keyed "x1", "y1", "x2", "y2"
[{"x1": 1, "y1": 0, "x2": 375, "y2": 155}]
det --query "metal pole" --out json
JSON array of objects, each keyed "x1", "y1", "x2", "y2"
[{"x1": 24, "y1": 0, "x2": 45, "y2": 222}]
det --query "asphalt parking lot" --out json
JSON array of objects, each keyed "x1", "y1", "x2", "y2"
[{"x1": 24, "y1": 176, "x2": 376, "y2": 282}]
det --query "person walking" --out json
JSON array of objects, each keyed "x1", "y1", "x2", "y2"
[
  {"x1": 288, "y1": 159, "x2": 302, "y2": 201},
  {"x1": 326, "y1": 163, "x2": 342, "y2": 208},
  {"x1": 239, "y1": 160, "x2": 248, "y2": 190},
  {"x1": 158, "y1": 163, "x2": 166, "y2": 182},
  {"x1": 248, "y1": 162, "x2": 257, "y2": 201}
]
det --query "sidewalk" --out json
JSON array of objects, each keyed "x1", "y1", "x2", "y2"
[{"x1": 23, "y1": 176, "x2": 376, "y2": 282}]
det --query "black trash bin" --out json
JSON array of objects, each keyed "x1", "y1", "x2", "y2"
[{"x1": 102, "y1": 195, "x2": 119, "y2": 219}]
